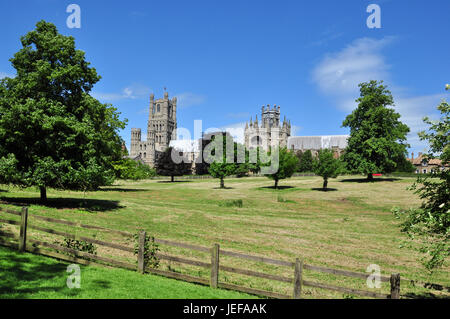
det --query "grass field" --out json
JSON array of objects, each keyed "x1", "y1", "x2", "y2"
[
  {"x1": 0, "y1": 175, "x2": 449, "y2": 299},
  {"x1": 0, "y1": 246, "x2": 255, "y2": 299}
]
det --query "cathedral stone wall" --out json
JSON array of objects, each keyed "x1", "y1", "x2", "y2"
[
  {"x1": 130, "y1": 92, "x2": 177, "y2": 167},
  {"x1": 244, "y1": 105, "x2": 291, "y2": 150}
]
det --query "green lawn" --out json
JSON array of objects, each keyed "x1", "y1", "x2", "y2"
[
  {"x1": 0, "y1": 246, "x2": 256, "y2": 299},
  {"x1": 0, "y1": 175, "x2": 448, "y2": 298}
]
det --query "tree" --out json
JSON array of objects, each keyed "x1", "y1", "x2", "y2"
[
  {"x1": 394, "y1": 155, "x2": 416, "y2": 173},
  {"x1": 206, "y1": 134, "x2": 236, "y2": 188},
  {"x1": 294, "y1": 150, "x2": 303, "y2": 172},
  {"x1": 112, "y1": 158, "x2": 156, "y2": 180},
  {"x1": 154, "y1": 147, "x2": 192, "y2": 182},
  {"x1": 342, "y1": 80, "x2": 410, "y2": 181},
  {"x1": 298, "y1": 150, "x2": 313, "y2": 172},
  {"x1": 396, "y1": 96, "x2": 449, "y2": 271},
  {"x1": 0, "y1": 21, "x2": 126, "y2": 201},
  {"x1": 264, "y1": 147, "x2": 299, "y2": 189},
  {"x1": 234, "y1": 144, "x2": 264, "y2": 177},
  {"x1": 313, "y1": 149, "x2": 342, "y2": 190}
]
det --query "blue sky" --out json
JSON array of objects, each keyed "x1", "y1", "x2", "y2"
[{"x1": 0, "y1": 0, "x2": 449, "y2": 154}]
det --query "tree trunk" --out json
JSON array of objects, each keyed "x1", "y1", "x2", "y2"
[
  {"x1": 367, "y1": 173, "x2": 373, "y2": 181},
  {"x1": 220, "y1": 178, "x2": 224, "y2": 189},
  {"x1": 323, "y1": 178, "x2": 328, "y2": 190},
  {"x1": 40, "y1": 186, "x2": 47, "y2": 202},
  {"x1": 171, "y1": 175, "x2": 174, "y2": 182},
  {"x1": 274, "y1": 179, "x2": 278, "y2": 189}
]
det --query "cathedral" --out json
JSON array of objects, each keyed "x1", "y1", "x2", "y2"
[
  {"x1": 129, "y1": 92, "x2": 177, "y2": 166},
  {"x1": 244, "y1": 105, "x2": 291, "y2": 150},
  {"x1": 244, "y1": 105, "x2": 349, "y2": 157},
  {"x1": 130, "y1": 94, "x2": 349, "y2": 167}
]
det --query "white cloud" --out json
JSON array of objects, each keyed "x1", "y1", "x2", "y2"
[
  {"x1": 312, "y1": 36, "x2": 448, "y2": 152},
  {"x1": 176, "y1": 92, "x2": 206, "y2": 108},
  {"x1": 92, "y1": 83, "x2": 151, "y2": 102},
  {"x1": 307, "y1": 29, "x2": 344, "y2": 48},
  {"x1": 0, "y1": 72, "x2": 14, "y2": 79},
  {"x1": 394, "y1": 94, "x2": 447, "y2": 152},
  {"x1": 312, "y1": 37, "x2": 394, "y2": 111}
]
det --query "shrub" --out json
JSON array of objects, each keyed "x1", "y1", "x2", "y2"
[
  {"x1": 54, "y1": 237, "x2": 97, "y2": 261},
  {"x1": 219, "y1": 199, "x2": 243, "y2": 208},
  {"x1": 113, "y1": 158, "x2": 156, "y2": 180},
  {"x1": 134, "y1": 232, "x2": 160, "y2": 269}
]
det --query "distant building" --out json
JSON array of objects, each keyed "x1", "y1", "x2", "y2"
[
  {"x1": 244, "y1": 105, "x2": 291, "y2": 150},
  {"x1": 130, "y1": 92, "x2": 177, "y2": 167},
  {"x1": 287, "y1": 135, "x2": 349, "y2": 157},
  {"x1": 408, "y1": 152, "x2": 449, "y2": 174},
  {"x1": 244, "y1": 105, "x2": 348, "y2": 156}
]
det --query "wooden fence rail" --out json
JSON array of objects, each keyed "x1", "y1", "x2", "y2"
[{"x1": 2, "y1": 205, "x2": 446, "y2": 298}]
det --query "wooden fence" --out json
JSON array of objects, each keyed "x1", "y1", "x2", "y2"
[{"x1": 0, "y1": 205, "x2": 436, "y2": 299}]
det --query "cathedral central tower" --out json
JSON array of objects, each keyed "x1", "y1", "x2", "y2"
[{"x1": 130, "y1": 92, "x2": 177, "y2": 166}]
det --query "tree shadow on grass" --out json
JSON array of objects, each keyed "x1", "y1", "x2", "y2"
[
  {"x1": 0, "y1": 247, "x2": 75, "y2": 298},
  {"x1": 259, "y1": 186, "x2": 296, "y2": 190},
  {"x1": 91, "y1": 279, "x2": 112, "y2": 289},
  {"x1": 212, "y1": 186, "x2": 235, "y2": 189},
  {"x1": 311, "y1": 188, "x2": 338, "y2": 192},
  {"x1": 0, "y1": 197, "x2": 123, "y2": 212},
  {"x1": 402, "y1": 292, "x2": 449, "y2": 299},
  {"x1": 340, "y1": 178, "x2": 401, "y2": 183},
  {"x1": 99, "y1": 188, "x2": 149, "y2": 192},
  {"x1": 156, "y1": 180, "x2": 193, "y2": 183}
]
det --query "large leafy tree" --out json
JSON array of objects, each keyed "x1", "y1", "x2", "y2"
[
  {"x1": 397, "y1": 94, "x2": 449, "y2": 270},
  {"x1": 155, "y1": 147, "x2": 192, "y2": 182},
  {"x1": 0, "y1": 21, "x2": 126, "y2": 201},
  {"x1": 313, "y1": 149, "x2": 342, "y2": 190},
  {"x1": 342, "y1": 80, "x2": 410, "y2": 180},
  {"x1": 264, "y1": 147, "x2": 299, "y2": 189}
]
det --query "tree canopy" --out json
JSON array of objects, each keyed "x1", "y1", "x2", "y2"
[
  {"x1": 342, "y1": 80, "x2": 410, "y2": 180},
  {"x1": 398, "y1": 96, "x2": 449, "y2": 270},
  {"x1": 0, "y1": 21, "x2": 126, "y2": 201},
  {"x1": 264, "y1": 147, "x2": 299, "y2": 189},
  {"x1": 154, "y1": 147, "x2": 192, "y2": 182},
  {"x1": 112, "y1": 158, "x2": 156, "y2": 180},
  {"x1": 298, "y1": 149, "x2": 313, "y2": 172},
  {"x1": 206, "y1": 134, "x2": 236, "y2": 188},
  {"x1": 313, "y1": 149, "x2": 342, "y2": 190}
]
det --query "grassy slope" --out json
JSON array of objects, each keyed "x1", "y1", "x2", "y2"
[
  {"x1": 0, "y1": 175, "x2": 448, "y2": 298},
  {"x1": 0, "y1": 246, "x2": 256, "y2": 299}
]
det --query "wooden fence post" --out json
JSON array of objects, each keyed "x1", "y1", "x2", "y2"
[
  {"x1": 138, "y1": 231, "x2": 147, "y2": 274},
  {"x1": 390, "y1": 273, "x2": 401, "y2": 299},
  {"x1": 293, "y1": 258, "x2": 303, "y2": 299},
  {"x1": 210, "y1": 243, "x2": 220, "y2": 288},
  {"x1": 18, "y1": 207, "x2": 28, "y2": 252}
]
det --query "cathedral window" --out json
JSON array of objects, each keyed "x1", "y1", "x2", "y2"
[{"x1": 157, "y1": 104, "x2": 160, "y2": 112}]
